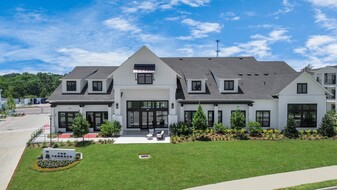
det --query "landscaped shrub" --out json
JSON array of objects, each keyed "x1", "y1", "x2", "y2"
[
  {"x1": 299, "y1": 129, "x2": 322, "y2": 140},
  {"x1": 192, "y1": 104, "x2": 208, "y2": 130},
  {"x1": 318, "y1": 111, "x2": 337, "y2": 137},
  {"x1": 248, "y1": 121, "x2": 263, "y2": 137},
  {"x1": 170, "y1": 122, "x2": 192, "y2": 136},
  {"x1": 283, "y1": 118, "x2": 299, "y2": 139},
  {"x1": 100, "y1": 120, "x2": 122, "y2": 137},
  {"x1": 214, "y1": 123, "x2": 226, "y2": 134},
  {"x1": 37, "y1": 160, "x2": 76, "y2": 169},
  {"x1": 230, "y1": 109, "x2": 246, "y2": 130},
  {"x1": 260, "y1": 129, "x2": 283, "y2": 140}
]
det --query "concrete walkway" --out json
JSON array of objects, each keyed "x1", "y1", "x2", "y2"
[
  {"x1": 186, "y1": 165, "x2": 337, "y2": 190},
  {"x1": 0, "y1": 114, "x2": 49, "y2": 190}
]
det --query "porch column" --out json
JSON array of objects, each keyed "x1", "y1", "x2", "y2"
[
  {"x1": 214, "y1": 104, "x2": 218, "y2": 124},
  {"x1": 248, "y1": 104, "x2": 254, "y2": 126},
  {"x1": 180, "y1": 103, "x2": 184, "y2": 122},
  {"x1": 108, "y1": 103, "x2": 113, "y2": 121},
  {"x1": 51, "y1": 106, "x2": 56, "y2": 133},
  {"x1": 79, "y1": 105, "x2": 85, "y2": 116}
]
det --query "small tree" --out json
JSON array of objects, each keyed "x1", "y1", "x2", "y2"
[
  {"x1": 230, "y1": 109, "x2": 245, "y2": 130},
  {"x1": 6, "y1": 96, "x2": 16, "y2": 111},
  {"x1": 72, "y1": 113, "x2": 90, "y2": 143},
  {"x1": 284, "y1": 118, "x2": 299, "y2": 139},
  {"x1": 318, "y1": 111, "x2": 337, "y2": 137},
  {"x1": 100, "y1": 120, "x2": 122, "y2": 137},
  {"x1": 248, "y1": 121, "x2": 263, "y2": 137},
  {"x1": 192, "y1": 104, "x2": 208, "y2": 130}
]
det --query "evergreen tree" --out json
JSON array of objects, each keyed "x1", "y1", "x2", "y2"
[
  {"x1": 72, "y1": 113, "x2": 90, "y2": 143},
  {"x1": 284, "y1": 118, "x2": 299, "y2": 139},
  {"x1": 230, "y1": 109, "x2": 246, "y2": 130},
  {"x1": 192, "y1": 104, "x2": 208, "y2": 130},
  {"x1": 318, "y1": 111, "x2": 337, "y2": 137}
]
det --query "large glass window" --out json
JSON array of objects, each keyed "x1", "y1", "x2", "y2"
[
  {"x1": 66, "y1": 81, "x2": 77, "y2": 91},
  {"x1": 86, "y1": 112, "x2": 108, "y2": 131},
  {"x1": 224, "y1": 80, "x2": 234, "y2": 90},
  {"x1": 208, "y1": 111, "x2": 214, "y2": 127},
  {"x1": 184, "y1": 111, "x2": 196, "y2": 125},
  {"x1": 192, "y1": 81, "x2": 202, "y2": 91},
  {"x1": 127, "y1": 101, "x2": 168, "y2": 128},
  {"x1": 58, "y1": 112, "x2": 78, "y2": 131},
  {"x1": 297, "y1": 83, "x2": 307, "y2": 94},
  {"x1": 288, "y1": 104, "x2": 317, "y2": 128},
  {"x1": 218, "y1": 111, "x2": 223, "y2": 124},
  {"x1": 92, "y1": 81, "x2": 103, "y2": 91},
  {"x1": 256, "y1": 111, "x2": 270, "y2": 127},
  {"x1": 137, "y1": 73, "x2": 153, "y2": 84}
]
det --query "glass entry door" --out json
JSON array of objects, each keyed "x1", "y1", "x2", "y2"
[{"x1": 141, "y1": 111, "x2": 154, "y2": 129}]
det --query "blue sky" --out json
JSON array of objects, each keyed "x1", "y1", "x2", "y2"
[{"x1": 0, "y1": 0, "x2": 337, "y2": 74}]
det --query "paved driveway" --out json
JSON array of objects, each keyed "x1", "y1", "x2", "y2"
[{"x1": 0, "y1": 114, "x2": 49, "y2": 190}]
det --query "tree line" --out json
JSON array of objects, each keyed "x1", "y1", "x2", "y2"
[{"x1": 0, "y1": 72, "x2": 63, "y2": 98}]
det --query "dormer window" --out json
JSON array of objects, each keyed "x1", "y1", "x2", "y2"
[
  {"x1": 92, "y1": 81, "x2": 102, "y2": 91},
  {"x1": 137, "y1": 73, "x2": 153, "y2": 84},
  {"x1": 192, "y1": 81, "x2": 202, "y2": 91},
  {"x1": 297, "y1": 83, "x2": 307, "y2": 94},
  {"x1": 224, "y1": 80, "x2": 234, "y2": 90},
  {"x1": 66, "y1": 81, "x2": 76, "y2": 91}
]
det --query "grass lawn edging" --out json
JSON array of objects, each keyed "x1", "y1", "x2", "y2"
[{"x1": 277, "y1": 179, "x2": 337, "y2": 190}]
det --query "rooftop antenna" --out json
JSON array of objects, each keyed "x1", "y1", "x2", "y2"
[{"x1": 216, "y1": 40, "x2": 220, "y2": 57}]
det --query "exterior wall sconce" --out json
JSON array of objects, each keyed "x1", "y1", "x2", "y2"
[
  {"x1": 171, "y1": 103, "x2": 174, "y2": 109},
  {"x1": 116, "y1": 103, "x2": 119, "y2": 109}
]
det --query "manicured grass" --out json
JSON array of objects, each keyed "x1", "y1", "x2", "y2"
[
  {"x1": 279, "y1": 179, "x2": 337, "y2": 190},
  {"x1": 9, "y1": 140, "x2": 337, "y2": 190}
]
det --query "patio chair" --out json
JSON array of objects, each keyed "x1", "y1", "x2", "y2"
[{"x1": 156, "y1": 130, "x2": 164, "y2": 140}]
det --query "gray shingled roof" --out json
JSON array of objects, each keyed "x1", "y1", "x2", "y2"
[
  {"x1": 49, "y1": 57, "x2": 301, "y2": 103},
  {"x1": 161, "y1": 57, "x2": 298, "y2": 100},
  {"x1": 86, "y1": 66, "x2": 118, "y2": 79}
]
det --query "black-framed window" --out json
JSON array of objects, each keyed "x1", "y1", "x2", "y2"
[
  {"x1": 58, "y1": 112, "x2": 78, "y2": 131},
  {"x1": 86, "y1": 112, "x2": 108, "y2": 131},
  {"x1": 256, "y1": 111, "x2": 270, "y2": 127},
  {"x1": 137, "y1": 73, "x2": 153, "y2": 84},
  {"x1": 297, "y1": 83, "x2": 307, "y2": 94},
  {"x1": 92, "y1": 81, "x2": 103, "y2": 91},
  {"x1": 218, "y1": 111, "x2": 222, "y2": 124},
  {"x1": 184, "y1": 111, "x2": 196, "y2": 125},
  {"x1": 224, "y1": 80, "x2": 234, "y2": 90},
  {"x1": 208, "y1": 111, "x2": 214, "y2": 127},
  {"x1": 66, "y1": 81, "x2": 77, "y2": 91},
  {"x1": 192, "y1": 81, "x2": 202, "y2": 91},
  {"x1": 288, "y1": 104, "x2": 317, "y2": 128}
]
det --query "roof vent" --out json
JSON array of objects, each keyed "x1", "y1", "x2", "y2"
[
  {"x1": 254, "y1": 73, "x2": 259, "y2": 76},
  {"x1": 208, "y1": 58, "x2": 212, "y2": 60},
  {"x1": 238, "y1": 73, "x2": 243, "y2": 76},
  {"x1": 247, "y1": 73, "x2": 251, "y2": 76},
  {"x1": 239, "y1": 57, "x2": 243, "y2": 60},
  {"x1": 179, "y1": 58, "x2": 183, "y2": 60},
  {"x1": 263, "y1": 73, "x2": 269, "y2": 76}
]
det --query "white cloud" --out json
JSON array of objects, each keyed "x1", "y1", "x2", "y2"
[
  {"x1": 294, "y1": 35, "x2": 337, "y2": 66},
  {"x1": 220, "y1": 12, "x2": 240, "y2": 21},
  {"x1": 314, "y1": 9, "x2": 337, "y2": 30},
  {"x1": 178, "y1": 18, "x2": 222, "y2": 40},
  {"x1": 309, "y1": 0, "x2": 337, "y2": 9},
  {"x1": 272, "y1": 0, "x2": 295, "y2": 15},
  {"x1": 161, "y1": 0, "x2": 210, "y2": 9},
  {"x1": 220, "y1": 29, "x2": 291, "y2": 58},
  {"x1": 122, "y1": 1, "x2": 157, "y2": 13},
  {"x1": 103, "y1": 17, "x2": 141, "y2": 33}
]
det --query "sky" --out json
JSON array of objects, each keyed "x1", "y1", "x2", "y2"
[{"x1": 0, "y1": 0, "x2": 337, "y2": 75}]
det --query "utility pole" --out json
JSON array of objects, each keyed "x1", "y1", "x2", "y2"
[{"x1": 216, "y1": 40, "x2": 220, "y2": 57}]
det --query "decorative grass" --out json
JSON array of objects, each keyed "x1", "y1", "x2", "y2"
[{"x1": 8, "y1": 140, "x2": 337, "y2": 190}]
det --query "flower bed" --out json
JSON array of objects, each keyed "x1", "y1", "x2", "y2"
[{"x1": 32, "y1": 160, "x2": 80, "y2": 172}]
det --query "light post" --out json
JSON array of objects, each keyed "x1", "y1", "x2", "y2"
[{"x1": 49, "y1": 114, "x2": 52, "y2": 147}]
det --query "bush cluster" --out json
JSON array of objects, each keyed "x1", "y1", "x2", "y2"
[
  {"x1": 11, "y1": 112, "x2": 25, "y2": 117},
  {"x1": 37, "y1": 160, "x2": 76, "y2": 169},
  {"x1": 99, "y1": 120, "x2": 122, "y2": 137}
]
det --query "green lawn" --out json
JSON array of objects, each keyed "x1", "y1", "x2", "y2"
[
  {"x1": 9, "y1": 140, "x2": 337, "y2": 190},
  {"x1": 279, "y1": 179, "x2": 337, "y2": 190}
]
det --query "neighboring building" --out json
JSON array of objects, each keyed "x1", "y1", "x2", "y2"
[
  {"x1": 48, "y1": 46, "x2": 328, "y2": 134},
  {"x1": 311, "y1": 67, "x2": 337, "y2": 111}
]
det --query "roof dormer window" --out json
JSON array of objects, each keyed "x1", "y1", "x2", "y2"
[
  {"x1": 224, "y1": 80, "x2": 234, "y2": 90},
  {"x1": 137, "y1": 73, "x2": 153, "y2": 84},
  {"x1": 192, "y1": 80, "x2": 202, "y2": 91},
  {"x1": 66, "y1": 81, "x2": 77, "y2": 91},
  {"x1": 92, "y1": 81, "x2": 103, "y2": 91}
]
